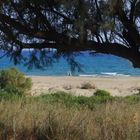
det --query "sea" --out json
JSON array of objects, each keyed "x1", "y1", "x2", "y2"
[{"x1": 0, "y1": 51, "x2": 140, "y2": 77}]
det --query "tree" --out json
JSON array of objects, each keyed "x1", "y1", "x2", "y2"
[{"x1": 0, "y1": 0, "x2": 140, "y2": 69}]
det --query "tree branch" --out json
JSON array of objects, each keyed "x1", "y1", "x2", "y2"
[
  {"x1": 130, "y1": 0, "x2": 137, "y2": 22},
  {"x1": 21, "y1": 40, "x2": 140, "y2": 68}
]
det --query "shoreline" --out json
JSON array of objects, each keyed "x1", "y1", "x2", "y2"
[
  {"x1": 27, "y1": 74, "x2": 140, "y2": 77},
  {"x1": 30, "y1": 76, "x2": 140, "y2": 97}
]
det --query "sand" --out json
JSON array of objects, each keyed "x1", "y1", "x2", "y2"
[{"x1": 30, "y1": 76, "x2": 140, "y2": 97}]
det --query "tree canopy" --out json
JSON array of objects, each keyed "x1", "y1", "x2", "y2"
[{"x1": 0, "y1": 0, "x2": 140, "y2": 68}]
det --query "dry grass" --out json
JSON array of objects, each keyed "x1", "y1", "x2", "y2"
[
  {"x1": 0, "y1": 95, "x2": 140, "y2": 140},
  {"x1": 80, "y1": 82, "x2": 96, "y2": 89},
  {"x1": 63, "y1": 85, "x2": 73, "y2": 90}
]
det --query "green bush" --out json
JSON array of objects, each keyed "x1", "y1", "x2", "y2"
[
  {"x1": 124, "y1": 95, "x2": 140, "y2": 104},
  {"x1": 0, "y1": 68, "x2": 32, "y2": 95},
  {"x1": 94, "y1": 90, "x2": 111, "y2": 97},
  {"x1": 37, "y1": 92, "x2": 114, "y2": 110}
]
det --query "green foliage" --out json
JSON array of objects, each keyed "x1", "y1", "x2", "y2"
[
  {"x1": 94, "y1": 89, "x2": 111, "y2": 97},
  {"x1": 124, "y1": 95, "x2": 140, "y2": 104},
  {"x1": 37, "y1": 92, "x2": 114, "y2": 109},
  {"x1": 0, "y1": 68, "x2": 32, "y2": 95},
  {"x1": 0, "y1": 90, "x2": 24, "y2": 101}
]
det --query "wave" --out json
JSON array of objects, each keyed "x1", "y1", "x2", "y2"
[
  {"x1": 101, "y1": 72, "x2": 130, "y2": 77},
  {"x1": 101, "y1": 72, "x2": 117, "y2": 76},
  {"x1": 79, "y1": 74, "x2": 98, "y2": 77},
  {"x1": 79, "y1": 72, "x2": 130, "y2": 77}
]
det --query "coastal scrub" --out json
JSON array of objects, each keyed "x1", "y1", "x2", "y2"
[{"x1": 0, "y1": 68, "x2": 32, "y2": 95}]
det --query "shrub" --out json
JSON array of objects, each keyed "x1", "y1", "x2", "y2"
[
  {"x1": 0, "y1": 68, "x2": 32, "y2": 95},
  {"x1": 124, "y1": 95, "x2": 140, "y2": 104},
  {"x1": 94, "y1": 90, "x2": 111, "y2": 97},
  {"x1": 38, "y1": 92, "x2": 114, "y2": 110},
  {"x1": 80, "y1": 82, "x2": 96, "y2": 89}
]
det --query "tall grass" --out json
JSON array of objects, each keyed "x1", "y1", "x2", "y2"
[{"x1": 0, "y1": 92, "x2": 140, "y2": 139}]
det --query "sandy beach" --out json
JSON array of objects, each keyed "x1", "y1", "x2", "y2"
[{"x1": 30, "y1": 76, "x2": 140, "y2": 97}]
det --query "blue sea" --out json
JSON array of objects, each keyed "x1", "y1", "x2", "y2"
[{"x1": 0, "y1": 51, "x2": 140, "y2": 76}]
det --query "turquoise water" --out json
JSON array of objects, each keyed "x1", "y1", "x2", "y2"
[{"x1": 0, "y1": 51, "x2": 140, "y2": 76}]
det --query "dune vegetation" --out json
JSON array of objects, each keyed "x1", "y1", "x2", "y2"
[
  {"x1": 0, "y1": 91, "x2": 139, "y2": 140},
  {"x1": 0, "y1": 68, "x2": 140, "y2": 140}
]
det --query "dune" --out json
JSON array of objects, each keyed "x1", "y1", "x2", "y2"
[{"x1": 29, "y1": 76, "x2": 140, "y2": 97}]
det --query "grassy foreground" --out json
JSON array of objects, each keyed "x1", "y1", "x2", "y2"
[{"x1": 0, "y1": 92, "x2": 140, "y2": 140}]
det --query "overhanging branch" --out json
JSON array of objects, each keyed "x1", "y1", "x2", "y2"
[{"x1": 21, "y1": 40, "x2": 140, "y2": 68}]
